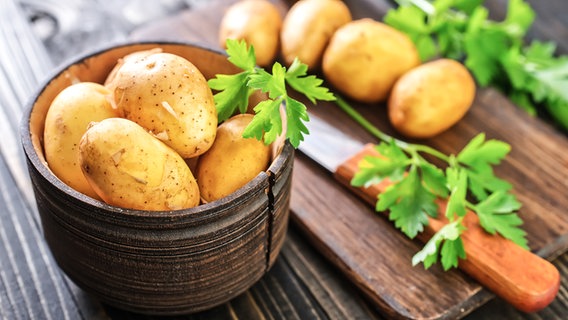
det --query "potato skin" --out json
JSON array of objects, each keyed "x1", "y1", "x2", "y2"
[
  {"x1": 281, "y1": 0, "x2": 352, "y2": 69},
  {"x1": 79, "y1": 118, "x2": 200, "y2": 210},
  {"x1": 219, "y1": 0, "x2": 282, "y2": 67},
  {"x1": 322, "y1": 18, "x2": 420, "y2": 103},
  {"x1": 43, "y1": 82, "x2": 119, "y2": 199},
  {"x1": 388, "y1": 59, "x2": 476, "y2": 138},
  {"x1": 105, "y1": 50, "x2": 217, "y2": 158},
  {"x1": 196, "y1": 114, "x2": 271, "y2": 203}
]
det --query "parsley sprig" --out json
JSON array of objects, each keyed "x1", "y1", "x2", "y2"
[
  {"x1": 337, "y1": 96, "x2": 528, "y2": 270},
  {"x1": 208, "y1": 39, "x2": 335, "y2": 147},
  {"x1": 384, "y1": 0, "x2": 568, "y2": 131}
]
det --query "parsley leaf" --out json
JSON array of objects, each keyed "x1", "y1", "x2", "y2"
[
  {"x1": 457, "y1": 133, "x2": 512, "y2": 200},
  {"x1": 445, "y1": 166, "x2": 467, "y2": 219},
  {"x1": 284, "y1": 97, "x2": 310, "y2": 147},
  {"x1": 412, "y1": 219, "x2": 466, "y2": 270},
  {"x1": 248, "y1": 64, "x2": 286, "y2": 99},
  {"x1": 243, "y1": 98, "x2": 283, "y2": 143},
  {"x1": 420, "y1": 161, "x2": 448, "y2": 198},
  {"x1": 226, "y1": 39, "x2": 256, "y2": 70},
  {"x1": 383, "y1": 5, "x2": 437, "y2": 61},
  {"x1": 209, "y1": 39, "x2": 334, "y2": 148},
  {"x1": 208, "y1": 72, "x2": 250, "y2": 122},
  {"x1": 351, "y1": 141, "x2": 409, "y2": 188},
  {"x1": 286, "y1": 58, "x2": 335, "y2": 104},
  {"x1": 474, "y1": 190, "x2": 528, "y2": 248},
  {"x1": 377, "y1": 166, "x2": 438, "y2": 239}
]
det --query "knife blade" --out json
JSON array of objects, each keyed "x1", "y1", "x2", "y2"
[{"x1": 298, "y1": 112, "x2": 560, "y2": 313}]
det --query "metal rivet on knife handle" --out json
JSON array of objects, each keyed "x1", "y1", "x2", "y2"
[{"x1": 334, "y1": 143, "x2": 560, "y2": 313}]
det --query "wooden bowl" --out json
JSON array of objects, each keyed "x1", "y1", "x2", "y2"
[{"x1": 20, "y1": 42, "x2": 293, "y2": 315}]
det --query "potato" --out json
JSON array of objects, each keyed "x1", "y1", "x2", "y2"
[
  {"x1": 196, "y1": 114, "x2": 271, "y2": 203},
  {"x1": 105, "y1": 50, "x2": 217, "y2": 158},
  {"x1": 43, "y1": 82, "x2": 119, "y2": 199},
  {"x1": 322, "y1": 18, "x2": 420, "y2": 103},
  {"x1": 280, "y1": 0, "x2": 352, "y2": 69},
  {"x1": 219, "y1": 0, "x2": 282, "y2": 67},
  {"x1": 79, "y1": 118, "x2": 199, "y2": 211},
  {"x1": 388, "y1": 59, "x2": 476, "y2": 138}
]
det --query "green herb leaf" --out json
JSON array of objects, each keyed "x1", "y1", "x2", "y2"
[
  {"x1": 208, "y1": 72, "x2": 251, "y2": 122},
  {"x1": 464, "y1": 26, "x2": 510, "y2": 86},
  {"x1": 412, "y1": 219, "x2": 466, "y2": 270},
  {"x1": 242, "y1": 98, "x2": 283, "y2": 144},
  {"x1": 384, "y1": 5, "x2": 437, "y2": 61},
  {"x1": 248, "y1": 63, "x2": 286, "y2": 99},
  {"x1": 475, "y1": 190, "x2": 528, "y2": 249},
  {"x1": 445, "y1": 166, "x2": 467, "y2": 219},
  {"x1": 209, "y1": 39, "x2": 333, "y2": 148},
  {"x1": 502, "y1": 0, "x2": 535, "y2": 37},
  {"x1": 284, "y1": 97, "x2": 310, "y2": 147},
  {"x1": 377, "y1": 166, "x2": 438, "y2": 239},
  {"x1": 351, "y1": 141, "x2": 409, "y2": 188},
  {"x1": 286, "y1": 58, "x2": 336, "y2": 103},
  {"x1": 420, "y1": 161, "x2": 448, "y2": 198},
  {"x1": 225, "y1": 38, "x2": 256, "y2": 70},
  {"x1": 457, "y1": 133, "x2": 512, "y2": 200}
]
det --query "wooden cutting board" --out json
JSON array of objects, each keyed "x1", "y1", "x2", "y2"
[{"x1": 130, "y1": 0, "x2": 568, "y2": 318}]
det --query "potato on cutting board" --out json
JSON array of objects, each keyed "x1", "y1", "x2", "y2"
[
  {"x1": 219, "y1": 0, "x2": 283, "y2": 67},
  {"x1": 322, "y1": 18, "x2": 420, "y2": 103},
  {"x1": 388, "y1": 58, "x2": 476, "y2": 138},
  {"x1": 280, "y1": 0, "x2": 352, "y2": 69}
]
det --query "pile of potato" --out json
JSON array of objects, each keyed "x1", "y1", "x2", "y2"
[
  {"x1": 219, "y1": 0, "x2": 476, "y2": 139},
  {"x1": 43, "y1": 49, "x2": 271, "y2": 211}
]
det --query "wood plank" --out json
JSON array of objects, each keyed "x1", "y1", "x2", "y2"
[
  {"x1": 103, "y1": 224, "x2": 381, "y2": 319},
  {"x1": 0, "y1": 0, "x2": 107, "y2": 319}
]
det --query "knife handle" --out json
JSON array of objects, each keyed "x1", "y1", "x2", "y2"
[{"x1": 334, "y1": 143, "x2": 560, "y2": 313}]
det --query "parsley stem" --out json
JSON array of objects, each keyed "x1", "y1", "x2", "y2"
[
  {"x1": 333, "y1": 95, "x2": 450, "y2": 162},
  {"x1": 334, "y1": 95, "x2": 396, "y2": 143},
  {"x1": 413, "y1": 145, "x2": 450, "y2": 162}
]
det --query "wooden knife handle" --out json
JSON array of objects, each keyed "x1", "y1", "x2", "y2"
[{"x1": 334, "y1": 144, "x2": 560, "y2": 313}]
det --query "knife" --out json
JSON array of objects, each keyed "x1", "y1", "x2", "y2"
[{"x1": 298, "y1": 112, "x2": 560, "y2": 313}]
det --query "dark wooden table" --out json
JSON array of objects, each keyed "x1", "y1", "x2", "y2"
[{"x1": 2, "y1": 0, "x2": 567, "y2": 319}]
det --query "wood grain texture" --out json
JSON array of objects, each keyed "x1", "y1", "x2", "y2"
[
  {"x1": 2, "y1": 0, "x2": 568, "y2": 319},
  {"x1": 0, "y1": 1, "x2": 109, "y2": 319}
]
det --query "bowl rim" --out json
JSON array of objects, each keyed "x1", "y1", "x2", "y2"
[{"x1": 20, "y1": 40, "x2": 289, "y2": 221}]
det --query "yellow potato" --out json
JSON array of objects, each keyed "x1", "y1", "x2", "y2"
[
  {"x1": 219, "y1": 0, "x2": 283, "y2": 67},
  {"x1": 388, "y1": 59, "x2": 476, "y2": 138},
  {"x1": 43, "y1": 82, "x2": 119, "y2": 199},
  {"x1": 105, "y1": 50, "x2": 217, "y2": 158},
  {"x1": 280, "y1": 0, "x2": 352, "y2": 69},
  {"x1": 196, "y1": 114, "x2": 271, "y2": 203},
  {"x1": 322, "y1": 18, "x2": 420, "y2": 103},
  {"x1": 79, "y1": 118, "x2": 199, "y2": 210}
]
